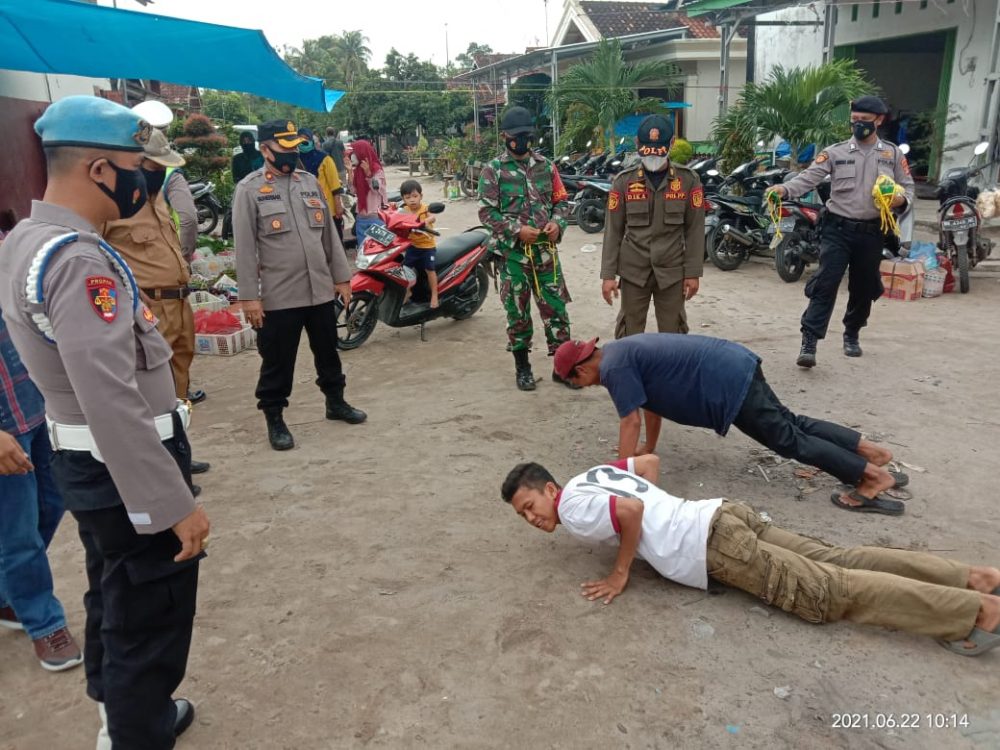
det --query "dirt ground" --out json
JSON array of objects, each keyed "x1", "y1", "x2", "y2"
[{"x1": 3, "y1": 170, "x2": 1000, "y2": 750}]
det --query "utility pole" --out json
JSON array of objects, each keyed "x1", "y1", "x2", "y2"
[
  {"x1": 445, "y1": 23, "x2": 450, "y2": 74},
  {"x1": 544, "y1": 0, "x2": 550, "y2": 45}
]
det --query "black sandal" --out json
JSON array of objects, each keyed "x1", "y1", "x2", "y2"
[
  {"x1": 888, "y1": 469, "x2": 909, "y2": 488},
  {"x1": 830, "y1": 489, "x2": 905, "y2": 516}
]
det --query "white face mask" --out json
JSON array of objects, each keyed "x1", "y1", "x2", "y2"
[
  {"x1": 350, "y1": 154, "x2": 358, "y2": 166},
  {"x1": 641, "y1": 155, "x2": 669, "y2": 173}
]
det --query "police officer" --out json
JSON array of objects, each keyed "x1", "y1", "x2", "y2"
[
  {"x1": 601, "y1": 114, "x2": 705, "y2": 337},
  {"x1": 478, "y1": 106, "x2": 572, "y2": 391},
  {"x1": 233, "y1": 119, "x2": 365, "y2": 451},
  {"x1": 769, "y1": 96, "x2": 914, "y2": 367},
  {"x1": 0, "y1": 96, "x2": 208, "y2": 748},
  {"x1": 102, "y1": 129, "x2": 211, "y2": 485}
]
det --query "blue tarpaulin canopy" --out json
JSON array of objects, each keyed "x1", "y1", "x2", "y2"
[{"x1": 0, "y1": 0, "x2": 342, "y2": 112}]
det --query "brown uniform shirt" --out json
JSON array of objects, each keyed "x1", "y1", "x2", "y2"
[
  {"x1": 232, "y1": 166, "x2": 351, "y2": 312},
  {"x1": 782, "y1": 137, "x2": 915, "y2": 221},
  {"x1": 102, "y1": 191, "x2": 190, "y2": 290},
  {"x1": 0, "y1": 201, "x2": 195, "y2": 534},
  {"x1": 601, "y1": 163, "x2": 705, "y2": 289}
]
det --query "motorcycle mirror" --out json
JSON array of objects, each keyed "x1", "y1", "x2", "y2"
[
  {"x1": 974, "y1": 141, "x2": 990, "y2": 156},
  {"x1": 756, "y1": 140, "x2": 765, "y2": 148},
  {"x1": 611, "y1": 160, "x2": 621, "y2": 167},
  {"x1": 619, "y1": 137, "x2": 625, "y2": 145},
  {"x1": 586, "y1": 140, "x2": 593, "y2": 148},
  {"x1": 427, "y1": 202, "x2": 446, "y2": 214},
  {"x1": 560, "y1": 156, "x2": 570, "y2": 163},
  {"x1": 707, "y1": 169, "x2": 719, "y2": 177},
  {"x1": 898, "y1": 143, "x2": 911, "y2": 155}
]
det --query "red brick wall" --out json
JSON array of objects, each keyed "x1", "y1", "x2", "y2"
[{"x1": 0, "y1": 96, "x2": 47, "y2": 230}]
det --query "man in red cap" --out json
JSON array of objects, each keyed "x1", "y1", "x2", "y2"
[{"x1": 553, "y1": 333, "x2": 908, "y2": 516}]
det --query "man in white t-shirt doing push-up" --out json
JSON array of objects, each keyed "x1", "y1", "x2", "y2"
[{"x1": 500, "y1": 456, "x2": 1000, "y2": 657}]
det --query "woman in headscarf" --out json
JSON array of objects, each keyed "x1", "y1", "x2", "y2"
[
  {"x1": 349, "y1": 139, "x2": 388, "y2": 244},
  {"x1": 298, "y1": 127, "x2": 345, "y2": 239},
  {"x1": 232, "y1": 131, "x2": 264, "y2": 183}
]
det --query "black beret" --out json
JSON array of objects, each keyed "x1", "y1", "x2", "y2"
[
  {"x1": 850, "y1": 96, "x2": 888, "y2": 115},
  {"x1": 637, "y1": 114, "x2": 674, "y2": 146}
]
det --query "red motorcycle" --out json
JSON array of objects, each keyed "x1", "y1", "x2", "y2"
[{"x1": 336, "y1": 203, "x2": 491, "y2": 349}]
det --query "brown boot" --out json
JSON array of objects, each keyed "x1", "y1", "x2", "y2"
[{"x1": 33, "y1": 627, "x2": 83, "y2": 672}]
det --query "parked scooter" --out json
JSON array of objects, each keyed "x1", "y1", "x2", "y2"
[
  {"x1": 189, "y1": 180, "x2": 223, "y2": 235},
  {"x1": 575, "y1": 180, "x2": 612, "y2": 234},
  {"x1": 936, "y1": 141, "x2": 995, "y2": 293},
  {"x1": 337, "y1": 203, "x2": 491, "y2": 349}
]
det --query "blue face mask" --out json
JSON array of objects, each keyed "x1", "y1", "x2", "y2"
[{"x1": 299, "y1": 141, "x2": 315, "y2": 154}]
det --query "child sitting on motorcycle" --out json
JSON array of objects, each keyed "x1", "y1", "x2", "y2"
[{"x1": 399, "y1": 179, "x2": 439, "y2": 309}]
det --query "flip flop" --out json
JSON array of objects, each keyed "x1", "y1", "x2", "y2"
[
  {"x1": 889, "y1": 470, "x2": 909, "y2": 489},
  {"x1": 939, "y1": 624, "x2": 1000, "y2": 657},
  {"x1": 830, "y1": 489, "x2": 905, "y2": 516},
  {"x1": 881, "y1": 486, "x2": 913, "y2": 501}
]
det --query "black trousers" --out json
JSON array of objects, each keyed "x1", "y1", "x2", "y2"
[
  {"x1": 800, "y1": 216, "x2": 885, "y2": 339},
  {"x1": 50, "y1": 420, "x2": 201, "y2": 750},
  {"x1": 732, "y1": 365, "x2": 867, "y2": 485},
  {"x1": 255, "y1": 300, "x2": 346, "y2": 411}
]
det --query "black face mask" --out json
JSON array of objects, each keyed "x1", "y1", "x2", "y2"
[
  {"x1": 240, "y1": 139, "x2": 256, "y2": 153},
  {"x1": 94, "y1": 160, "x2": 148, "y2": 219},
  {"x1": 852, "y1": 120, "x2": 877, "y2": 141},
  {"x1": 141, "y1": 167, "x2": 166, "y2": 195},
  {"x1": 267, "y1": 149, "x2": 299, "y2": 174},
  {"x1": 506, "y1": 133, "x2": 532, "y2": 156}
]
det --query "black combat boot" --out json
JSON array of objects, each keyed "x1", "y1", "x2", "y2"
[
  {"x1": 514, "y1": 349, "x2": 536, "y2": 391},
  {"x1": 843, "y1": 330, "x2": 863, "y2": 358},
  {"x1": 796, "y1": 331, "x2": 818, "y2": 368},
  {"x1": 325, "y1": 394, "x2": 367, "y2": 424},
  {"x1": 263, "y1": 408, "x2": 295, "y2": 451}
]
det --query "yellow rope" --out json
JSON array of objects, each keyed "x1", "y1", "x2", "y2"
[
  {"x1": 525, "y1": 240, "x2": 558, "y2": 296},
  {"x1": 766, "y1": 191, "x2": 784, "y2": 241},
  {"x1": 873, "y1": 175, "x2": 904, "y2": 237}
]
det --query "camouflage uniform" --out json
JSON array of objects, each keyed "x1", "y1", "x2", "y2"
[{"x1": 478, "y1": 151, "x2": 572, "y2": 354}]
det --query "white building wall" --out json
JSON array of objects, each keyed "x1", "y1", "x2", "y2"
[
  {"x1": 754, "y1": 0, "x2": 994, "y2": 173},
  {"x1": 836, "y1": 0, "x2": 993, "y2": 172},
  {"x1": 0, "y1": 70, "x2": 109, "y2": 102},
  {"x1": 754, "y1": 6, "x2": 824, "y2": 83}
]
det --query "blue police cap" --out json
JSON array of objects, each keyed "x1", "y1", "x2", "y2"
[{"x1": 34, "y1": 95, "x2": 152, "y2": 152}]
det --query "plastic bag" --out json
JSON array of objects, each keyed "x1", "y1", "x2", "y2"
[
  {"x1": 908, "y1": 241, "x2": 938, "y2": 270},
  {"x1": 194, "y1": 309, "x2": 243, "y2": 334},
  {"x1": 977, "y1": 190, "x2": 996, "y2": 220},
  {"x1": 936, "y1": 253, "x2": 955, "y2": 294}
]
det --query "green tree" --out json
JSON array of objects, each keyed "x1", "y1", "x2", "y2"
[
  {"x1": 455, "y1": 42, "x2": 493, "y2": 71},
  {"x1": 508, "y1": 73, "x2": 551, "y2": 127},
  {"x1": 712, "y1": 60, "x2": 873, "y2": 170},
  {"x1": 173, "y1": 114, "x2": 228, "y2": 178},
  {"x1": 335, "y1": 30, "x2": 372, "y2": 90},
  {"x1": 551, "y1": 38, "x2": 682, "y2": 154},
  {"x1": 284, "y1": 30, "x2": 371, "y2": 90}
]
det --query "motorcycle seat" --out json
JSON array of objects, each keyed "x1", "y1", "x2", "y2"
[
  {"x1": 434, "y1": 229, "x2": 489, "y2": 269},
  {"x1": 720, "y1": 195, "x2": 761, "y2": 205}
]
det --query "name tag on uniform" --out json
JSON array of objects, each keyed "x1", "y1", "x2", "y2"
[
  {"x1": 257, "y1": 194, "x2": 282, "y2": 203},
  {"x1": 663, "y1": 191, "x2": 687, "y2": 201},
  {"x1": 626, "y1": 181, "x2": 647, "y2": 201}
]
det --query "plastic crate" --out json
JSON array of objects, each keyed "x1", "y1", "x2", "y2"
[
  {"x1": 194, "y1": 325, "x2": 256, "y2": 356},
  {"x1": 188, "y1": 291, "x2": 229, "y2": 314},
  {"x1": 923, "y1": 268, "x2": 946, "y2": 298}
]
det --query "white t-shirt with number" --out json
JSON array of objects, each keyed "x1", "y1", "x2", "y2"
[{"x1": 556, "y1": 459, "x2": 724, "y2": 590}]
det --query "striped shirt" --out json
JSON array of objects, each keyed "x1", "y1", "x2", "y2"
[{"x1": 0, "y1": 310, "x2": 45, "y2": 436}]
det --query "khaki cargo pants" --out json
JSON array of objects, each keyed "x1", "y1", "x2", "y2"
[
  {"x1": 706, "y1": 502, "x2": 981, "y2": 641},
  {"x1": 615, "y1": 276, "x2": 688, "y2": 339}
]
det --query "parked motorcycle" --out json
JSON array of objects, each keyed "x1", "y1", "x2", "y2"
[
  {"x1": 189, "y1": 180, "x2": 223, "y2": 235},
  {"x1": 575, "y1": 180, "x2": 612, "y2": 234},
  {"x1": 337, "y1": 203, "x2": 491, "y2": 349},
  {"x1": 936, "y1": 141, "x2": 995, "y2": 293}
]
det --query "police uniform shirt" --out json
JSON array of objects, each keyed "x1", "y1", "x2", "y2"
[
  {"x1": 601, "y1": 163, "x2": 705, "y2": 289},
  {"x1": 164, "y1": 170, "x2": 198, "y2": 261},
  {"x1": 232, "y1": 166, "x2": 352, "y2": 311},
  {"x1": 783, "y1": 138, "x2": 915, "y2": 221},
  {"x1": 0, "y1": 201, "x2": 196, "y2": 533}
]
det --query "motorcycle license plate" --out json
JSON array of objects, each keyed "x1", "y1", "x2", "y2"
[
  {"x1": 942, "y1": 216, "x2": 977, "y2": 231},
  {"x1": 365, "y1": 224, "x2": 397, "y2": 247},
  {"x1": 768, "y1": 218, "x2": 795, "y2": 235}
]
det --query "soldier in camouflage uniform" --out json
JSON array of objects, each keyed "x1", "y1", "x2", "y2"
[{"x1": 478, "y1": 107, "x2": 573, "y2": 391}]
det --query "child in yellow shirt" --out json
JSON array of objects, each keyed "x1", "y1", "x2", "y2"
[{"x1": 399, "y1": 180, "x2": 439, "y2": 308}]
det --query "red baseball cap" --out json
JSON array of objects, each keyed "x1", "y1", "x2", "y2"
[{"x1": 553, "y1": 338, "x2": 599, "y2": 380}]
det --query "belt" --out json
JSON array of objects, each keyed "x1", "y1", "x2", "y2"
[
  {"x1": 142, "y1": 287, "x2": 191, "y2": 300},
  {"x1": 826, "y1": 213, "x2": 882, "y2": 235},
  {"x1": 46, "y1": 400, "x2": 191, "y2": 463}
]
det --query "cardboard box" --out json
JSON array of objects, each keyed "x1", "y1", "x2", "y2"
[{"x1": 880, "y1": 259, "x2": 925, "y2": 301}]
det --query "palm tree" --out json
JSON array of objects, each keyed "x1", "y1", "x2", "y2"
[
  {"x1": 551, "y1": 39, "x2": 683, "y2": 154},
  {"x1": 713, "y1": 60, "x2": 873, "y2": 170},
  {"x1": 334, "y1": 30, "x2": 372, "y2": 91}
]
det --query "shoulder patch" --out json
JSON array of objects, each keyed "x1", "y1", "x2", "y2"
[
  {"x1": 690, "y1": 186, "x2": 704, "y2": 209},
  {"x1": 901, "y1": 155, "x2": 911, "y2": 176},
  {"x1": 608, "y1": 191, "x2": 621, "y2": 211},
  {"x1": 815, "y1": 151, "x2": 829, "y2": 164},
  {"x1": 86, "y1": 276, "x2": 118, "y2": 323}
]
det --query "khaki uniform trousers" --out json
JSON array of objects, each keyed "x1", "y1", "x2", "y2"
[
  {"x1": 149, "y1": 298, "x2": 195, "y2": 399},
  {"x1": 615, "y1": 275, "x2": 687, "y2": 339},
  {"x1": 706, "y1": 502, "x2": 980, "y2": 641}
]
